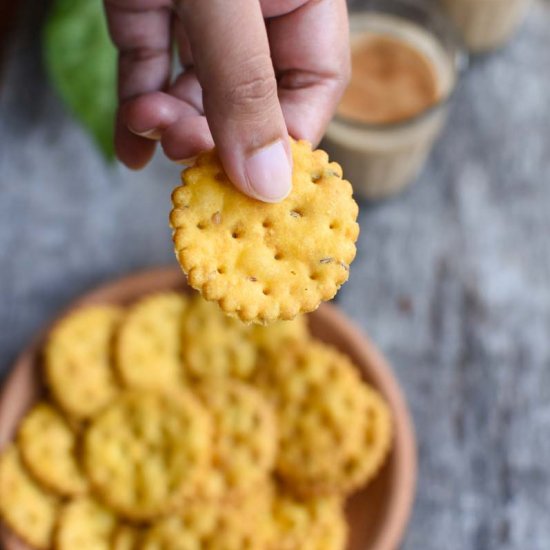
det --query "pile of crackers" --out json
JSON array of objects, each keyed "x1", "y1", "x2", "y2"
[{"x1": 0, "y1": 291, "x2": 392, "y2": 549}]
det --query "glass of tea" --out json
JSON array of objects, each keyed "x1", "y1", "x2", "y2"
[{"x1": 323, "y1": 0, "x2": 465, "y2": 200}]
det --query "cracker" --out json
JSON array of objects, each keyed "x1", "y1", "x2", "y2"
[
  {"x1": 251, "y1": 315, "x2": 309, "y2": 355},
  {"x1": 56, "y1": 497, "x2": 117, "y2": 550},
  {"x1": 170, "y1": 139, "x2": 359, "y2": 323},
  {"x1": 83, "y1": 390, "x2": 212, "y2": 520},
  {"x1": 0, "y1": 445, "x2": 59, "y2": 549},
  {"x1": 193, "y1": 381, "x2": 277, "y2": 500},
  {"x1": 181, "y1": 296, "x2": 256, "y2": 380},
  {"x1": 316, "y1": 384, "x2": 393, "y2": 496},
  {"x1": 258, "y1": 341, "x2": 375, "y2": 494},
  {"x1": 142, "y1": 500, "x2": 268, "y2": 550},
  {"x1": 45, "y1": 305, "x2": 122, "y2": 419},
  {"x1": 112, "y1": 524, "x2": 144, "y2": 550},
  {"x1": 268, "y1": 486, "x2": 347, "y2": 550},
  {"x1": 115, "y1": 292, "x2": 188, "y2": 391},
  {"x1": 18, "y1": 402, "x2": 87, "y2": 497}
]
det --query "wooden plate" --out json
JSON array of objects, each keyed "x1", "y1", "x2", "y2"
[{"x1": 0, "y1": 266, "x2": 416, "y2": 550}]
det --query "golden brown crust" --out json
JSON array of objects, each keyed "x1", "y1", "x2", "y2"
[
  {"x1": 83, "y1": 391, "x2": 212, "y2": 520},
  {"x1": 0, "y1": 445, "x2": 59, "y2": 549},
  {"x1": 18, "y1": 402, "x2": 87, "y2": 497},
  {"x1": 191, "y1": 381, "x2": 277, "y2": 501},
  {"x1": 44, "y1": 306, "x2": 122, "y2": 419},
  {"x1": 268, "y1": 485, "x2": 347, "y2": 550},
  {"x1": 115, "y1": 292, "x2": 188, "y2": 391},
  {"x1": 258, "y1": 340, "x2": 391, "y2": 496},
  {"x1": 181, "y1": 296, "x2": 257, "y2": 380},
  {"x1": 55, "y1": 497, "x2": 117, "y2": 550},
  {"x1": 142, "y1": 498, "x2": 269, "y2": 550},
  {"x1": 170, "y1": 140, "x2": 359, "y2": 323}
]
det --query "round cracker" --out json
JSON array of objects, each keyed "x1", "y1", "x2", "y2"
[
  {"x1": 18, "y1": 402, "x2": 87, "y2": 497},
  {"x1": 181, "y1": 296, "x2": 256, "y2": 380},
  {"x1": 142, "y1": 499, "x2": 267, "y2": 550},
  {"x1": 112, "y1": 524, "x2": 144, "y2": 550},
  {"x1": 258, "y1": 341, "x2": 376, "y2": 494},
  {"x1": 0, "y1": 445, "x2": 59, "y2": 549},
  {"x1": 268, "y1": 486, "x2": 347, "y2": 550},
  {"x1": 193, "y1": 381, "x2": 277, "y2": 500},
  {"x1": 115, "y1": 292, "x2": 188, "y2": 391},
  {"x1": 311, "y1": 384, "x2": 393, "y2": 496},
  {"x1": 83, "y1": 390, "x2": 212, "y2": 520},
  {"x1": 170, "y1": 139, "x2": 359, "y2": 323},
  {"x1": 56, "y1": 497, "x2": 117, "y2": 550},
  {"x1": 45, "y1": 305, "x2": 122, "y2": 419},
  {"x1": 251, "y1": 315, "x2": 309, "y2": 356}
]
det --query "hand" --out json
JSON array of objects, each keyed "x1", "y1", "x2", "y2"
[{"x1": 104, "y1": 0, "x2": 350, "y2": 202}]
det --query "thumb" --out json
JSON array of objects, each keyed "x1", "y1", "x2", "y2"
[{"x1": 174, "y1": 0, "x2": 292, "y2": 202}]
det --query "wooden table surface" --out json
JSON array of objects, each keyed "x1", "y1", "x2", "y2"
[{"x1": 0, "y1": 1, "x2": 549, "y2": 549}]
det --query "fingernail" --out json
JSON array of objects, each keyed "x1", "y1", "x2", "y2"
[
  {"x1": 245, "y1": 140, "x2": 292, "y2": 203},
  {"x1": 128, "y1": 126, "x2": 161, "y2": 140}
]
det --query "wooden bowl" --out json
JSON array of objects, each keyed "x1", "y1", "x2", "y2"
[{"x1": 0, "y1": 266, "x2": 417, "y2": 550}]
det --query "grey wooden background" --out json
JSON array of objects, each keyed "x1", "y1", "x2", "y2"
[{"x1": 1, "y1": 2, "x2": 549, "y2": 549}]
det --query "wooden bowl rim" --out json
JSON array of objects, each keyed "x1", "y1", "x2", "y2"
[{"x1": 0, "y1": 266, "x2": 417, "y2": 550}]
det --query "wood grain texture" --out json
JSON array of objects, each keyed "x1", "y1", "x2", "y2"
[{"x1": 0, "y1": 1, "x2": 549, "y2": 549}]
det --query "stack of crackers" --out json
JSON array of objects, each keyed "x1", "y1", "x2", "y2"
[{"x1": 0, "y1": 291, "x2": 392, "y2": 549}]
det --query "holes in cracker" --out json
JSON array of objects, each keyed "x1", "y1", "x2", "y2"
[
  {"x1": 366, "y1": 427, "x2": 376, "y2": 445},
  {"x1": 197, "y1": 221, "x2": 208, "y2": 230},
  {"x1": 231, "y1": 227, "x2": 244, "y2": 239},
  {"x1": 311, "y1": 171, "x2": 322, "y2": 183},
  {"x1": 290, "y1": 209, "x2": 303, "y2": 218},
  {"x1": 262, "y1": 288, "x2": 271, "y2": 296},
  {"x1": 274, "y1": 252, "x2": 283, "y2": 261},
  {"x1": 247, "y1": 276, "x2": 258, "y2": 282},
  {"x1": 329, "y1": 220, "x2": 340, "y2": 230},
  {"x1": 343, "y1": 457, "x2": 358, "y2": 474},
  {"x1": 262, "y1": 219, "x2": 273, "y2": 229},
  {"x1": 211, "y1": 211, "x2": 222, "y2": 225},
  {"x1": 319, "y1": 257, "x2": 333, "y2": 265}
]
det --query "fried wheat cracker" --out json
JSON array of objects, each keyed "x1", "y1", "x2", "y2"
[
  {"x1": 83, "y1": 390, "x2": 212, "y2": 520},
  {"x1": 193, "y1": 381, "x2": 277, "y2": 500},
  {"x1": 142, "y1": 499, "x2": 268, "y2": 550},
  {"x1": 56, "y1": 497, "x2": 117, "y2": 550},
  {"x1": 181, "y1": 296, "x2": 256, "y2": 380},
  {"x1": 258, "y1": 341, "x2": 375, "y2": 494},
  {"x1": 116, "y1": 292, "x2": 188, "y2": 391},
  {"x1": 0, "y1": 445, "x2": 59, "y2": 549},
  {"x1": 45, "y1": 306, "x2": 122, "y2": 419},
  {"x1": 112, "y1": 524, "x2": 144, "y2": 550},
  {"x1": 310, "y1": 384, "x2": 393, "y2": 496},
  {"x1": 170, "y1": 140, "x2": 359, "y2": 323},
  {"x1": 251, "y1": 315, "x2": 309, "y2": 355},
  {"x1": 268, "y1": 486, "x2": 347, "y2": 550},
  {"x1": 18, "y1": 402, "x2": 87, "y2": 497}
]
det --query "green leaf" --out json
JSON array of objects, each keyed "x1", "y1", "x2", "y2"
[{"x1": 44, "y1": 0, "x2": 117, "y2": 161}]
